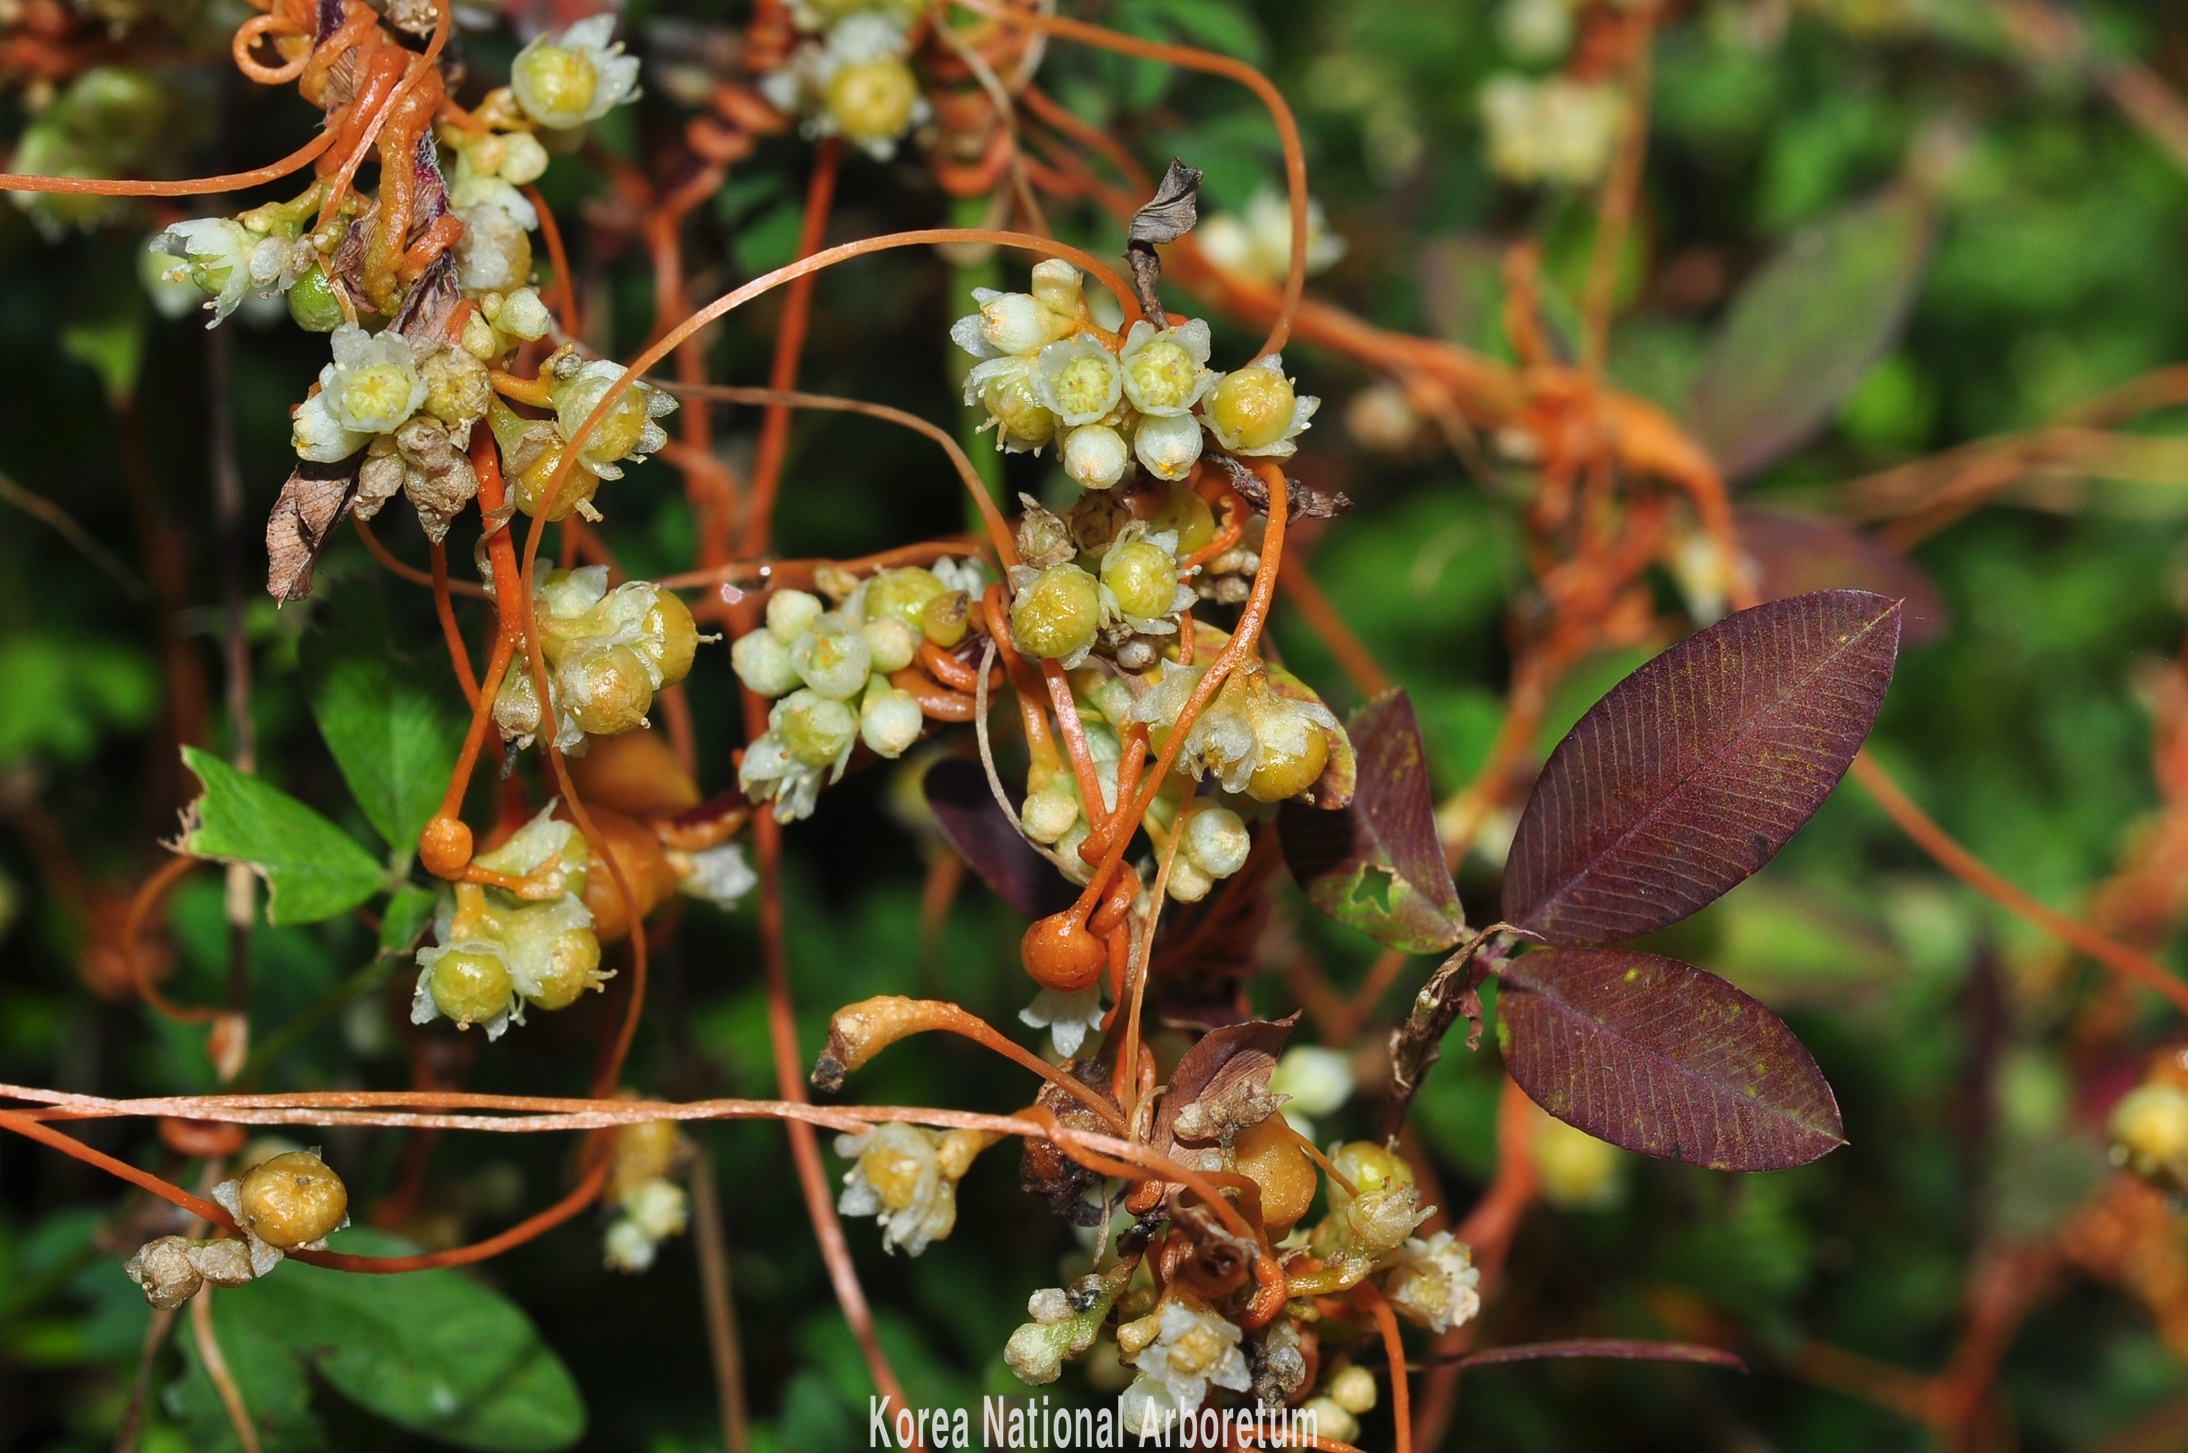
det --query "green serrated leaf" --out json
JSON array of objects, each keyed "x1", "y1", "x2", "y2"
[
  {"x1": 308, "y1": 651, "x2": 463, "y2": 855},
  {"x1": 166, "y1": 1229, "x2": 584, "y2": 1452},
  {"x1": 179, "y1": 747, "x2": 383, "y2": 926},
  {"x1": 377, "y1": 883, "x2": 439, "y2": 955}
]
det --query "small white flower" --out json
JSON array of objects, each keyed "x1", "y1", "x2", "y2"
[
  {"x1": 151, "y1": 218, "x2": 256, "y2": 326},
  {"x1": 737, "y1": 730, "x2": 826, "y2": 823},
  {"x1": 1061, "y1": 424, "x2": 1131, "y2": 490},
  {"x1": 449, "y1": 147, "x2": 541, "y2": 230},
  {"x1": 1270, "y1": 1045, "x2": 1355, "y2": 1118},
  {"x1": 604, "y1": 1218, "x2": 658, "y2": 1272},
  {"x1": 677, "y1": 841, "x2": 758, "y2": 909},
  {"x1": 1034, "y1": 334, "x2": 1125, "y2": 426},
  {"x1": 1118, "y1": 319, "x2": 1214, "y2": 417},
  {"x1": 1124, "y1": 1299, "x2": 1251, "y2": 1423},
  {"x1": 1132, "y1": 412, "x2": 1204, "y2": 482},
  {"x1": 834, "y1": 1123, "x2": 983, "y2": 1256},
  {"x1": 293, "y1": 324, "x2": 428, "y2": 462},
  {"x1": 453, "y1": 201, "x2": 536, "y2": 294},
  {"x1": 246, "y1": 235, "x2": 313, "y2": 296},
  {"x1": 552, "y1": 359, "x2": 676, "y2": 477},
  {"x1": 931, "y1": 556, "x2": 990, "y2": 598},
  {"x1": 1196, "y1": 189, "x2": 1346, "y2": 285},
  {"x1": 1480, "y1": 74, "x2": 1621, "y2": 187},
  {"x1": 1020, "y1": 984, "x2": 1105, "y2": 1058},
  {"x1": 622, "y1": 1178, "x2": 690, "y2": 1241},
  {"x1": 511, "y1": 14, "x2": 641, "y2": 130},
  {"x1": 953, "y1": 288, "x2": 1076, "y2": 359},
  {"x1": 1383, "y1": 1231, "x2": 1483, "y2": 1333}
]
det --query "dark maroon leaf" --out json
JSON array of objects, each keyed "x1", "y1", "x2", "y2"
[
  {"x1": 922, "y1": 756, "x2": 1076, "y2": 920},
  {"x1": 1687, "y1": 187, "x2": 1934, "y2": 480},
  {"x1": 1503, "y1": 590, "x2": 1901, "y2": 945},
  {"x1": 1154, "y1": 1014, "x2": 1297, "y2": 1152},
  {"x1": 1738, "y1": 508, "x2": 1947, "y2": 645},
  {"x1": 1432, "y1": 1339, "x2": 1747, "y2": 1373},
  {"x1": 1499, "y1": 946, "x2": 1845, "y2": 1171},
  {"x1": 1280, "y1": 691, "x2": 1465, "y2": 954}
]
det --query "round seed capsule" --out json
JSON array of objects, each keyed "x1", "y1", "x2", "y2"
[
  {"x1": 428, "y1": 947, "x2": 513, "y2": 1029},
  {"x1": 1010, "y1": 564, "x2": 1101, "y2": 661},
  {"x1": 1147, "y1": 484, "x2": 1217, "y2": 557},
  {"x1": 513, "y1": 42, "x2": 599, "y2": 127},
  {"x1": 1233, "y1": 1115, "x2": 1316, "y2": 1233},
  {"x1": 640, "y1": 591, "x2": 698, "y2": 686},
  {"x1": 921, "y1": 590, "x2": 972, "y2": 648},
  {"x1": 1101, "y1": 539, "x2": 1180, "y2": 621},
  {"x1": 525, "y1": 928, "x2": 605, "y2": 1010},
  {"x1": 1244, "y1": 702, "x2": 1330, "y2": 802},
  {"x1": 1210, "y1": 365, "x2": 1298, "y2": 451},
  {"x1": 236, "y1": 1150, "x2": 348, "y2": 1250},
  {"x1": 559, "y1": 643, "x2": 655, "y2": 736},
  {"x1": 287, "y1": 266, "x2": 344, "y2": 332}
]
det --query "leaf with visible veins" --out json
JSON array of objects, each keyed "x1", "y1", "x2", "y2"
[
  {"x1": 1498, "y1": 946, "x2": 1844, "y2": 1172},
  {"x1": 1503, "y1": 590, "x2": 1901, "y2": 946}
]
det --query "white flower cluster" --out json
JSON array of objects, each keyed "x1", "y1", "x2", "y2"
[
  {"x1": 1118, "y1": 1298, "x2": 1253, "y2": 1436},
  {"x1": 834, "y1": 1122, "x2": 990, "y2": 1256},
  {"x1": 1382, "y1": 1230, "x2": 1484, "y2": 1333},
  {"x1": 733, "y1": 560, "x2": 987, "y2": 822},
  {"x1": 758, "y1": 0, "x2": 930, "y2": 159},
  {"x1": 955, "y1": 262, "x2": 1318, "y2": 491},
  {"x1": 150, "y1": 214, "x2": 316, "y2": 328},
  {"x1": 603, "y1": 1119, "x2": 689, "y2": 1273},
  {"x1": 411, "y1": 806, "x2": 607, "y2": 1040},
  {"x1": 1480, "y1": 74, "x2": 1623, "y2": 187},
  {"x1": 1196, "y1": 188, "x2": 1346, "y2": 286}
]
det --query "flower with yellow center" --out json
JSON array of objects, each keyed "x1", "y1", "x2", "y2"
[
  {"x1": 1035, "y1": 334, "x2": 1125, "y2": 427},
  {"x1": 1118, "y1": 319, "x2": 1214, "y2": 416},
  {"x1": 292, "y1": 324, "x2": 426, "y2": 463},
  {"x1": 511, "y1": 15, "x2": 641, "y2": 130},
  {"x1": 827, "y1": 55, "x2": 919, "y2": 149},
  {"x1": 1118, "y1": 1297, "x2": 1252, "y2": 1435},
  {"x1": 1383, "y1": 1230, "x2": 1483, "y2": 1333},
  {"x1": 833, "y1": 1123, "x2": 992, "y2": 1255}
]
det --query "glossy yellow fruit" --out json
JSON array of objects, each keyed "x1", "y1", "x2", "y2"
[{"x1": 236, "y1": 1151, "x2": 349, "y2": 1250}]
